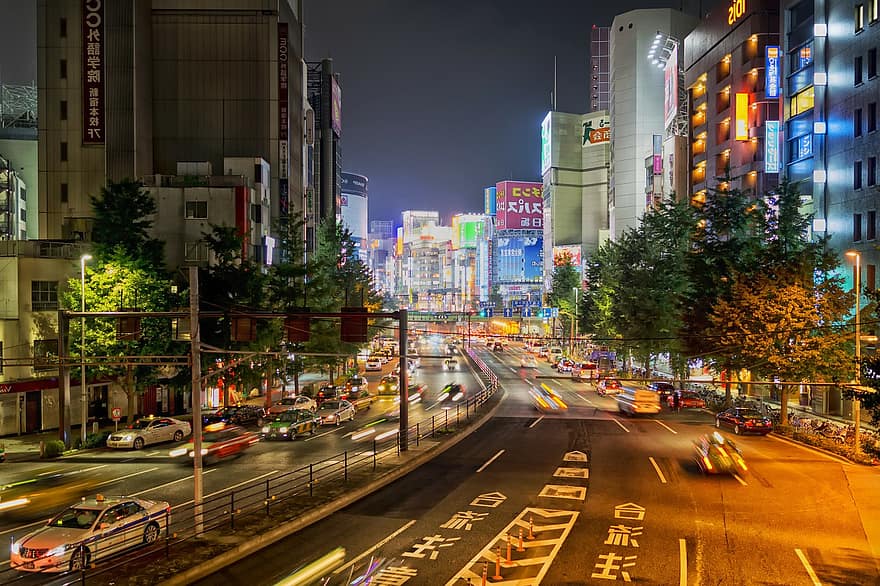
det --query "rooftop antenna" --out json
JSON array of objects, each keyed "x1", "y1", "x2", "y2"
[{"x1": 553, "y1": 56, "x2": 558, "y2": 110}]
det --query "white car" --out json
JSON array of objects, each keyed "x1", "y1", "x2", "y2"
[
  {"x1": 365, "y1": 357, "x2": 383, "y2": 371},
  {"x1": 520, "y1": 355, "x2": 539, "y2": 368},
  {"x1": 316, "y1": 399, "x2": 356, "y2": 425},
  {"x1": 10, "y1": 494, "x2": 169, "y2": 573},
  {"x1": 267, "y1": 395, "x2": 317, "y2": 416},
  {"x1": 106, "y1": 416, "x2": 191, "y2": 450}
]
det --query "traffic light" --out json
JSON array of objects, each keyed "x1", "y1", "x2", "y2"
[
  {"x1": 341, "y1": 307, "x2": 368, "y2": 343},
  {"x1": 284, "y1": 311, "x2": 311, "y2": 342},
  {"x1": 479, "y1": 309, "x2": 487, "y2": 318}
]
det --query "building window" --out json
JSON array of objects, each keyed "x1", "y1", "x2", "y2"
[
  {"x1": 856, "y1": 108, "x2": 864, "y2": 137},
  {"x1": 871, "y1": 0, "x2": 879, "y2": 23},
  {"x1": 0, "y1": 341, "x2": 3, "y2": 374},
  {"x1": 60, "y1": 141, "x2": 68, "y2": 162},
  {"x1": 60, "y1": 59, "x2": 67, "y2": 79},
  {"x1": 60, "y1": 99, "x2": 67, "y2": 121},
  {"x1": 868, "y1": 264, "x2": 877, "y2": 291},
  {"x1": 20, "y1": 208, "x2": 26, "y2": 221},
  {"x1": 60, "y1": 182, "x2": 69, "y2": 203},
  {"x1": 870, "y1": 211, "x2": 878, "y2": 240},
  {"x1": 184, "y1": 241, "x2": 209, "y2": 262},
  {"x1": 855, "y1": 160, "x2": 864, "y2": 190},
  {"x1": 857, "y1": 4, "x2": 866, "y2": 32},
  {"x1": 870, "y1": 48, "x2": 878, "y2": 78},
  {"x1": 33, "y1": 339, "x2": 59, "y2": 371},
  {"x1": 789, "y1": 86, "x2": 815, "y2": 117},
  {"x1": 184, "y1": 201, "x2": 208, "y2": 219},
  {"x1": 856, "y1": 55, "x2": 864, "y2": 85},
  {"x1": 59, "y1": 17, "x2": 67, "y2": 38},
  {"x1": 870, "y1": 103, "x2": 877, "y2": 132},
  {"x1": 792, "y1": 42, "x2": 813, "y2": 71},
  {"x1": 32, "y1": 280, "x2": 59, "y2": 311},
  {"x1": 870, "y1": 157, "x2": 878, "y2": 186},
  {"x1": 251, "y1": 204, "x2": 262, "y2": 224},
  {"x1": 855, "y1": 213, "x2": 863, "y2": 241}
]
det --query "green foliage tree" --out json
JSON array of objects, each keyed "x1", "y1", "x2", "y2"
[
  {"x1": 547, "y1": 254, "x2": 580, "y2": 346},
  {"x1": 90, "y1": 179, "x2": 165, "y2": 270}
]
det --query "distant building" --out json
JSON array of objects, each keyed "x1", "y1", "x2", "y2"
[
  {"x1": 590, "y1": 26, "x2": 610, "y2": 112},
  {"x1": 0, "y1": 153, "x2": 28, "y2": 240},
  {"x1": 306, "y1": 58, "x2": 343, "y2": 249},
  {"x1": 340, "y1": 172, "x2": 368, "y2": 260},
  {"x1": 1, "y1": 82, "x2": 38, "y2": 238}
]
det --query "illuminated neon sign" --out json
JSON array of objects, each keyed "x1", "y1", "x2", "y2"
[
  {"x1": 728, "y1": 0, "x2": 746, "y2": 25},
  {"x1": 735, "y1": 93, "x2": 749, "y2": 141}
]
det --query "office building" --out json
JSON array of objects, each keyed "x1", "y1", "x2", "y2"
[
  {"x1": 591, "y1": 26, "x2": 611, "y2": 112},
  {"x1": 340, "y1": 172, "x2": 368, "y2": 259},
  {"x1": 306, "y1": 58, "x2": 343, "y2": 244}
]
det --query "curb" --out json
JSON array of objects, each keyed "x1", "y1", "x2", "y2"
[
  {"x1": 160, "y1": 387, "x2": 506, "y2": 586},
  {"x1": 766, "y1": 431, "x2": 874, "y2": 466}
]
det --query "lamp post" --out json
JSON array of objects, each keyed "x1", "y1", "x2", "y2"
[
  {"x1": 571, "y1": 287, "x2": 579, "y2": 358},
  {"x1": 80, "y1": 254, "x2": 92, "y2": 446},
  {"x1": 845, "y1": 250, "x2": 862, "y2": 455}
]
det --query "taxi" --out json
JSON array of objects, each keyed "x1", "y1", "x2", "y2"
[
  {"x1": 377, "y1": 375, "x2": 400, "y2": 397},
  {"x1": 10, "y1": 494, "x2": 169, "y2": 573},
  {"x1": 169, "y1": 423, "x2": 258, "y2": 463},
  {"x1": 262, "y1": 409, "x2": 320, "y2": 440}
]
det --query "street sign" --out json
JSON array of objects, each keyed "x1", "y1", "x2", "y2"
[
  {"x1": 503, "y1": 308, "x2": 513, "y2": 318},
  {"x1": 111, "y1": 407, "x2": 122, "y2": 421},
  {"x1": 486, "y1": 308, "x2": 493, "y2": 317},
  {"x1": 523, "y1": 307, "x2": 532, "y2": 317},
  {"x1": 551, "y1": 307, "x2": 559, "y2": 318}
]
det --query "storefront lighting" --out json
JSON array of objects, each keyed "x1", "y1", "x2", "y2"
[
  {"x1": 813, "y1": 169, "x2": 827, "y2": 183},
  {"x1": 749, "y1": 35, "x2": 758, "y2": 43},
  {"x1": 750, "y1": 68, "x2": 758, "y2": 76},
  {"x1": 723, "y1": 54, "x2": 732, "y2": 63},
  {"x1": 814, "y1": 72, "x2": 827, "y2": 85},
  {"x1": 814, "y1": 23, "x2": 828, "y2": 37},
  {"x1": 814, "y1": 121, "x2": 827, "y2": 134}
]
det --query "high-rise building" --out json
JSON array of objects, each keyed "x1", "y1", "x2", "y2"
[
  {"x1": 37, "y1": 0, "x2": 305, "y2": 256},
  {"x1": 1, "y1": 82, "x2": 38, "y2": 238},
  {"x1": 590, "y1": 26, "x2": 610, "y2": 112},
  {"x1": 609, "y1": 9, "x2": 698, "y2": 239},
  {"x1": 0, "y1": 153, "x2": 28, "y2": 240},
  {"x1": 306, "y1": 59, "x2": 343, "y2": 237},
  {"x1": 340, "y1": 172, "x2": 368, "y2": 259}
]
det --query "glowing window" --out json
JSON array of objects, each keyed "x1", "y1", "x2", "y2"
[{"x1": 789, "y1": 86, "x2": 815, "y2": 117}]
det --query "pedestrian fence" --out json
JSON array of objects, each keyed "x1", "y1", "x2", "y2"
[{"x1": 3, "y1": 349, "x2": 500, "y2": 585}]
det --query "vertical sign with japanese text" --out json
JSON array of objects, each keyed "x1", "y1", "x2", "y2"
[
  {"x1": 331, "y1": 77, "x2": 342, "y2": 137},
  {"x1": 495, "y1": 181, "x2": 543, "y2": 230},
  {"x1": 663, "y1": 44, "x2": 678, "y2": 129},
  {"x1": 765, "y1": 120, "x2": 780, "y2": 173},
  {"x1": 82, "y1": 0, "x2": 104, "y2": 145},
  {"x1": 735, "y1": 92, "x2": 749, "y2": 141},
  {"x1": 766, "y1": 46, "x2": 781, "y2": 99},
  {"x1": 278, "y1": 23, "x2": 289, "y2": 216}
]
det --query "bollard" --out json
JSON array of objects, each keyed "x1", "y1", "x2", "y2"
[
  {"x1": 481, "y1": 562, "x2": 488, "y2": 586},
  {"x1": 517, "y1": 527, "x2": 525, "y2": 552},
  {"x1": 528, "y1": 515, "x2": 535, "y2": 540},
  {"x1": 92, "y1": 421, "x2": 99, "y2": 435},
  {"x1": 502, "y1": 534, "x2": 514, "y2": 567},
  {"x1": 493, "y1": 546, "x2": 503, "y2": 580}
]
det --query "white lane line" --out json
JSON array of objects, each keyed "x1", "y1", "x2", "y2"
[
  {"x1": 679, "y1": 538, "x2": 687, "y2": 586},
  {"x1": 0, "y1": 518, "x2": 49, "y2": 537},
  {"x1": 509, "y1": 367, "x2": 517, "y2": 373},
  {"x1": 131, "y1": 469, "x2": 218, "y2": 496},
  {"x1": 528, "y1": 416, "x2": 545, "y2": 429},
  {"x1": 476, "y1": 449, "x2": 505, "y2": 473},
  {"x1": 570, "y1": 392, "x2": 595, "y2": 406},
  {"x1": 173, "y1": 470, "x2": 279, "y2": 509},
  {"x1": 332, "y1": 520, "x2": 417, "y2": 575},
  {"x1": 795, "y1": 548, "x2": 822, "y2": 586},
  {"x1": 733, "y1": 473, "x2": 748, "y2": 486},
  {"x1": 652, "y1": 419, "x2": 678, "y2": 434},
  {"x1": 95, "y1": 467, "x2": 159, "y2": 487},
  {"x1": 649, "y1": 457, "x2": 668, "y2": 484},
  {"x1": 611, "y1": 418, "x2": 630, "y2": 433},
  {"x1": 305, "y1": 427, "x2": 344, "y2": 441}
]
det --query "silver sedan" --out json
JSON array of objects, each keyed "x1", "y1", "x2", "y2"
[{"x1": 316, "y1": 400, "x2": 356, "y2": 425}]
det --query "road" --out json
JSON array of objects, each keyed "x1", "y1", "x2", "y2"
[
  {"x1": 198, "y1": 341, "x2": 880, "y2": 585},
  {"x1": 0, "y1": 349, "x2": 480, "y2": 575}
]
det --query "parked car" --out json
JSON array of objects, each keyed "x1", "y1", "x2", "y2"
[
  {"x1": 647, "y1": 381, "x2": 675, "y2": 403},
  {"x1": 10, "y1": 494, "x2": 169, "y2": 573},
  {"x1": 715, "y1": 408, "x2": 772, "y2": 435},
  {"x1": 520, "y1": 355, "x2": 539, "y2": 368},
  {"x1": 365, "y1": 357, "x2": 383, "y2": 372},
  {"x1": 267, "y1": 395, "x2": 317, "y2": 416},
  {"x1": 106, "y1": 416, "x2": 191, "y2": 450},
  {"x1": 202, "y1": 405, "x2": 265, "y2": 427},
  {"x1": 377, "y1": 375, "x2": 400, "y2": 396},
  {"x1": 571, "y1": 362, "x2": 597, "y2": 381},
  {"x1": 667, "y1": 391, "x2": 707, "y2": 409},
  {"x1": 597, "y1": 378, "x2": 622, "y2": 396},
  {"x1": 344, "y1": 388, "x2": 375, "y2": 410},
  {"x1": 316, "y1": 400, "x2": 357, "y2": 426},
  {"x1": 262, "y1": 410, "x2": 320, "y2": 440},
  {"x1": 556, "y1": 358, "x2": 574, "y2": 373},
  {"x1": 169, "y1": 423, "x2": 258, "y2": 463}
]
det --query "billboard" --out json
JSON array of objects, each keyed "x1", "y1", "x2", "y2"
[
  {"x1": 82, "y1": 0, "x2": 105, "y2": 144},
  {"x1": 331, "y1": 77, "x2": 342, "y2": 137},
  {"x1": 457, "y1": 220, "x2": 484, "y2": 249},
  {"x1": 765, "y1": 121, "x2": 780, "y2": 173},
  {"x1": 484, "y1": 186, "x2": 496, "y2": 215},
  {"x1": 735, "y1": 93, "x2": 749, "y2": 141},
  {"x1": 496, "y1": 236, "x2": 543, "y2": 282},
  {"x1": 582, "y1": 113, "x2": 610, "y2": 146},
  {"x1": 652, "y1": 134, "x2": 663, "y2": 175},
  {"x1": 341, "y1": 172, "x2": 368, "y2": 197},
  {"x1": 663, "y1": 44, "x2": 678, "y2": 129},
  {"x1": 495, "y1": 181, "x2": 543, "y2": 230},
  {"x1": 541, "y1": 112, "x2": 552, "y2": 175},
  {"x1": 278, "y1": 23, "x2": 289, "y2": 215},
  {"x1": 553, "y1": 245, "x2": 582, "y2": 270},
  {"x1": 766, "y1": 46, "x2": 781, "y2": 99}
]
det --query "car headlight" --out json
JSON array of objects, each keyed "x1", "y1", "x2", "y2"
[
  {"x1": 280, "y1": 427, "x2": 289, "y2": 434},
  {"x1": 10, "y1": 542, "x2": 20, "y2": 555},
  {"x1": 123, "y1": 434, "x2": 133, "y2": 441},
  {"x1": 169, "y1": 448, "x2": 187, "y2": 457},
  {"x1": 261, "y1": 426, "x2": 269, "y2": 433},
  {"x1": 391, "y1": 385, "x2": 398, "y2": 391},
  {"x1": 46, "y1": 544, "x2": 71, "y2": 557}
]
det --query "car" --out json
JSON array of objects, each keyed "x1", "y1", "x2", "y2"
[
  {"x1": 556, "y1": 358, "x2": 574, "y2": 373},
  {"x1": 597, "y1": 378, "x2": 622, "y2": 396},
  {"x1": 715, "y1": 407, "x2": 772, "y2": 435},
  {"x1": 344, "y1": 388, "x2": 375, "y2": 410},
  {"x1": 262, "y1": 409, "x2": 320, "y2": 440},
  {"x1": 346, "y1": 376, "x2": 369, "y2": 393},
  {"x1": 10, "y1": 494, "x2": 169, "y2": 573},
  {"x1": 106, "y1": 416, "x2": 191, "y2": 450},
  {"x1": 616, "y1": 386, "x2": 662, "y2": 416},
  {"x1": 377, "y1": 375, "x2": 400, "y2": 396},
  {"x1": 572, "y1": 362, "x2": 597, "y2": 381},
  {"x1": 529, "y1": 383, "x2": 568, "y2": 412},
  {"x1": 438, "y1": 383, "x2": 466, "y2": 404},
  {"x1": 169, "y1": 423, "x2": 258, "y2": 463},
  {"x1": 537, "y1": 346, "x2": 549, "y2": 357},
  {"x1": 647, "y1": 381, "x2": 675, "y2": 403},
  {"x1": 316, "y1": 384, "x2": 343, "y2": 405},
  {"x1": 520, "y1": 355, "x2": 539, "y2": 368},
  {"x1": 365, "y1": 357, "x2": 383, "y2": 371},
  {"x1": 316, "y1": 400, "x2": 356, "y2": 425},
  {"x1": 0, "y1": 469, "x2": 102, "y2": 517},
  {"x1": 492, "y1": 342, "x2": 503, "y2": 351},
  {"x1": 378, "y1": 350, "x2": 392, "y2": 364},
  {"x1": 443, "y1": 357, "x2": 460, "y2": 370},
  {"x1": 547, "y1": 347, "x2": 564, "y2": 364},
  {"x1": 267, "y1": 395, "x2": 317, "y2": 416},
  {"x1": 391, "y1": 360, "x2": 417, "y2": 377},
  {"x1": 202, "y1": 405, "x2": 265, "y2": 427},
  {"x1": 694, "y1": 432, "x2": 748, "y2": 475},
  {"x1": 667, "y1": 391, "x2": 707, "y2": 409}
]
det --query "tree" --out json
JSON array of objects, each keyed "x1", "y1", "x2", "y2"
[
  {"x1": 90, "y1": 179, "x2": 165, "y2": 270},
  {"x1": 547, "y1": 254, "x2": 580, "y2": 346}
]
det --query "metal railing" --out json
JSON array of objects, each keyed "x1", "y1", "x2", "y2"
[{"x1": 2, "y1": 351, "x2": 500, "y2": 584}]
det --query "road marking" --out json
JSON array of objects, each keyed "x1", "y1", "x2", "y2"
[
  {"x1": 172, "y1": 470, "x2": 279, "y2": 509},
  {"x1": 332, "y1": 519, "x2": 417, "y2": 575},
  {"x1": 611, "y1": 418, "x2": 630, "y2": 433},
  {"x1": 528, "y1": 416, "x2": 544, "y2": 429},
  {"x1": 571, "y1": 392, "x2": 595, "y2": 406},
  {"x1": 131, "y1": 469, "x2": 218, "y2": 496},
  {"x1": 0, "y1": 518, "x2": 49, "y2": 537},
  {"x1": 649, "y1": 457, "x2": 667, "y2": 484},
  {"x1": 652, "y1": 419, "x2": 678, "y2": 434},
  {"x1": 679, "y1": 538, "x2": 687, "y2": 586},
  {"x1": 733, "y1": 474, "x2": 748, "y2": 486},
  {"x1": 304, "y1": 427, "x2": 344, "y2": 441},
  {"x1": 95, "y1": 467, "x2": 159, "y2": 487},
  {"x1": 509, "y1": 367, "x2": 517, "y2": 373},
  {"x1": 795, "y1": 548, "x2": 822, "y2": 585},
  {"x1": 476, "y1": 449, "x2": 505, "y2": 473}
]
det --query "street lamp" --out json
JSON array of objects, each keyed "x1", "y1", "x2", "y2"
[
  {"x1": 845, "y1": 250, "x2": 862, "y2": 455},
  {"x1": 571, "y1": 287, "x2": 579, "y2": 358},
  {"x1": 80, "y1": 254, "x2": 92, "y2": 446}
]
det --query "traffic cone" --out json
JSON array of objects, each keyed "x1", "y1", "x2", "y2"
[
  {"x1": 517, "y1": 527, "x2": 525, "y2": 552},
  {"x1": 493, "y1": 546, "x2": 503, "y2": 580},
  {"x1": 528, "y1": 514, "x2": 535, "y2": 540}
]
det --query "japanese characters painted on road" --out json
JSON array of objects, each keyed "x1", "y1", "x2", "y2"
[
  {"x1": 563, "y1": 450, "x2": 588, "y2": 462},
  {"x1": 591, "y1": 503, "x2": 647, "y2": 582},
  {"x1": 553, "y1": 466, "x2": 590, "y2": 479},
  {"x1": 470, "y1": 491, "x2": 507, "y2": 508},
  {"x1": 539, "y1": 484, "x2": 587, "y2": 500},
  {"x1": 440, "y1": 511, "x2": 489, "y2": 531},
  {"x1": 403, "y1": 535, "x2": 460, "y2": 560}
]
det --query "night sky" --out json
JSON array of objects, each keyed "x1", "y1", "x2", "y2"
[{"x1": 0, "y1": 0, "x2": 692, "y2": 225}]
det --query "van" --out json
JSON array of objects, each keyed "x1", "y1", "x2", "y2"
[
  {"x1": 547, "y1": 347, "x2": 564, "y2": 364},
  {"x1": 616, "y1": 386, "x2": 661, "y2": 416}
]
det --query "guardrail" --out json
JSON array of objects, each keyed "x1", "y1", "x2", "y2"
[{"x1": 2, "y1": 359, "x2": 500, "y2": 585}]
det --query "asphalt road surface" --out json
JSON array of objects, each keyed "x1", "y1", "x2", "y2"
[{"x1": 197, "y1": 342, "x2": 880, "y2": 585}]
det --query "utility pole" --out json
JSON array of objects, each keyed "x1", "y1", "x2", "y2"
[{"x1": 189, "y1": 266, "x2": 204, "y2": 533}]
